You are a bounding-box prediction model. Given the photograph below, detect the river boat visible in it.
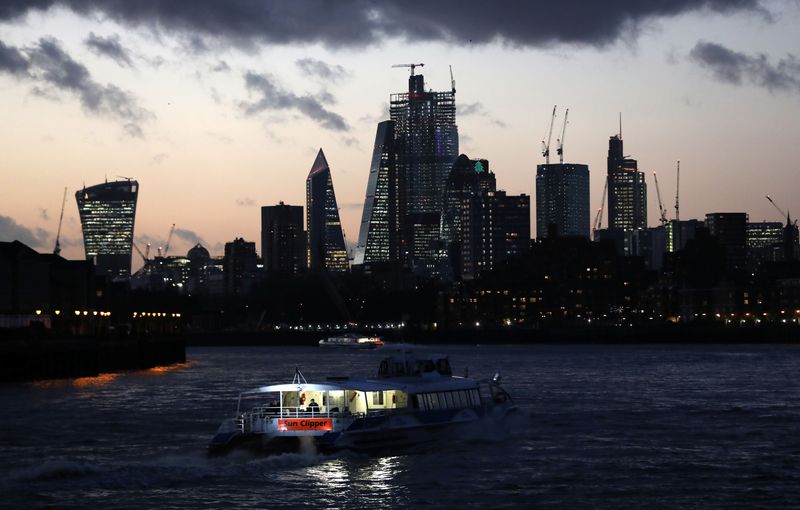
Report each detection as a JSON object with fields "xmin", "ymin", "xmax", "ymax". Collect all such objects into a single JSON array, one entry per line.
[
  {"xmin": 318, "ymin": 333, "xmax": 384, "ymax": 349},
  {"xmin": 209, "ymin": 351, "xmax": 516, "ymax": 455}
]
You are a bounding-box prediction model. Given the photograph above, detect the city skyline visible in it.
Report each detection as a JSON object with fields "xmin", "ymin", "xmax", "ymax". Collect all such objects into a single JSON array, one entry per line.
[{"xmin": 1, "ymin": 1, "xmax": 799, "ymax": 268}]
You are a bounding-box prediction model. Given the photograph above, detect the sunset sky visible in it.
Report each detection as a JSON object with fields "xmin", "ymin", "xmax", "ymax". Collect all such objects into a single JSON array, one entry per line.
[{"xmin": 1, "ymin": 1, "xmax": 798, "ymax": 269}]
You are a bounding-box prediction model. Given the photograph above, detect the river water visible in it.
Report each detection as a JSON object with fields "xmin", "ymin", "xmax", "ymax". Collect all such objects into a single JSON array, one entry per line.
[{"xmin": 1, "ymin": 344, "xmax": 800, "ymax": 509}]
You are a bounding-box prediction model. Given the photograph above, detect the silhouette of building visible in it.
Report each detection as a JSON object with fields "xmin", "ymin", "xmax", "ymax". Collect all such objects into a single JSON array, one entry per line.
[
  {"xmin": 224, "ymin": 238, "xmax": 257, "ymax": 295},
  {"xmin": 607, "ymin": 134, "xmax": 646, "ymax": 231},
  {"xmin": 535, "ymin": 163, "xmax": 590, "ymax": 239},
  {"xmin": 783, "ymin": 214, "xmax": 799, "ymax": 262},
  {"xmin": 354, "ymin": 121, "xmax": 401, "ymax": 266},
  {"xmin": 705, "ymin": 212, "xmax": 748, "ymax": 273},
  {"xmin": 306, "ymin": 149, "xmax": 349, "ymax": 272},
  {"xmin": 666, "ymin": 219, "xmax": 701, "ymax": 253},
  {"xmin": 75, "ymin": 179, "xmax": 138, "ymax": 280},
  {"xmin": 746, "ymin": 221, "xmax": 783, "ymax": 270},
  {"xmin": 261, "ymin": 202, "xmax": 306, "ymax": 275},
  {"xmin": 390, "ymin": 70, "xmax": 458, "ymax": 271},
  {"xmin": 479, "ymin": 191, "xmax": 530, "ymax": 272}
]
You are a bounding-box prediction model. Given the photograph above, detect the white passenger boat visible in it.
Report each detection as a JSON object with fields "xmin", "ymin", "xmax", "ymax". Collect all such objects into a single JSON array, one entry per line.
[
  {"xmin": 209, "ymin": 351, "xmax": 516, "ymax": 455},
  {"xmin": 318, "ymin": 333, "xmax": 384, "ymax": 349}
]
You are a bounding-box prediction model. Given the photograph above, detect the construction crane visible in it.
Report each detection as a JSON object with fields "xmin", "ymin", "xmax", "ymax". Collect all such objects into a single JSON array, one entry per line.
[
  {"xmin": 132, "ymin": 242, "xmax": 148, "ymax": 263},
  {"xmin": 556, "ymin": 108, "xmax": 569, "ymax": 164},
  {"xmin": 391, "ymin": 63, "xmax": 424, "ymax": 76},
  {"xmin": 53, "ymin": 187, "xmax": 67, "ymax": 256},
  {"xmin": 766, "ymin": 195, "xmax": 798, "ymax": 225},
  {"xmin": 541, "ymin": 105, "xmax": 557, "ymax": 164},
  {"xmin": 449, "ymin": 65, "xmax": 456, "ymax": 94},
  {"xmin": 653, "ymin": 172, "xmax": 668, "ymax": 226},
  {"xmin": 145, "ymin": 243, "xmax": 151, "ymax": 260},
  {"xmin": 157, "ymin": 223, "xmax": 176, "ymax": 258},
  {"xmin": 592, "ymin": 179, "xmax": 609, "ymax": 237},
  {"xmin": 674, "ymin": 160, "xmax": 680, "ymax": 222}
]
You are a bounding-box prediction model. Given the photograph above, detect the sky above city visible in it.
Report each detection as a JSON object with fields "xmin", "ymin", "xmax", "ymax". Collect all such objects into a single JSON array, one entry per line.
[{"xmin": 1, "ymin": 0, "xmax": 798, "ymax": 268}]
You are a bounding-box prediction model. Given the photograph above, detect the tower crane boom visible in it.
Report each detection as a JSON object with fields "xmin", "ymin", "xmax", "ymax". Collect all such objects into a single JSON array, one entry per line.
[
  {"xmin": 541, "ymin": 105, "xmax": 557, "ymax": 164},
  {"xmin": 593, "ymin": 178, "xmax": 609, "ymax": 237},
  {"xmin": 163, "ymin": 223, "xmax": 176, "ymax": 257},
  {"xmin": 674, "ymin": 160, "xmax": 680, "ymax": 222},
  {"xmin": 391, "ymin": 63, "xmax": 424, "ymax": 76},
  {"xmin": 449, "ymin": 65, "xmax": 456, "ymax": 94},
  {"xmin": 653, "ymin": 172, "xmax": 668, "ymax": 226},
  {"xmin": 53, "ymin": 187, "xmax": 67, "ymax": 255},
  {"xmin": 557, "ymin": 108, "xmax": 569, "ymax": 164}
]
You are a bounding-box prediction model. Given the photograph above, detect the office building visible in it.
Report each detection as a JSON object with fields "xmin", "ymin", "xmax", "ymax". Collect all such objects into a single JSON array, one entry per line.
[
  {"xmin": 354, "ymin": 121, "xmax": 401, "ymax": 266},
  {"xmin": 480, "ymin": 191, "xmax": 531, "ymax": 272},
  {"xmin": 607, "ymin": 134, "xmax": 647, "ymax": 231},
  {"xmin": 75, "ymin": 179, "xmax": 138, "ymax": 279},
  {"xmin": 705, "ymin": 212, "xmax": 748, "ymax": 273},
  {"xmin": 306, "ymin": 149, "xmax": 349, "ymax": 272},
  {"xmin": 224, "ymin": 237, "xmax": 257, "ymax": 295},
  {"xmin": 535, "ymin": 163, "xmax": 590, "ymax": 239},
  {"xmin": 261, "ymin": 202, "xmax": 306, "ymax": 275}
]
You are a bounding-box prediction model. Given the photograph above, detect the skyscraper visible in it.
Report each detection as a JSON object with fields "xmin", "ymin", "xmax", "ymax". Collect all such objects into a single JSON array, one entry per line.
[
  {"xmin": 390, "ymin": 70, "xmax": 458, "ymax": 272},
  {"xmin": 390, "ymin": 71, "xmax": 458, "ymax": 216},
  {"xmin": 477, "ymin": 190, "xmax": 531, "ymax": 274},
  {"xmin": 224, "ymin": 237, "xmax": 257, "ymax": 295},
  {"xmin": 607, "ymin": 134, "xmax": 647, "ymax": 231},
  {"xmin": 535, "ymin": 163, "xmax": 590, "ymax": 239},
  {"xmin": 441, "ymin": 154, "xmax": 487, "ymax": 279},
  {"xmin": 261, "ymin": 202, "xmax": 306, "ymax": 275},
  {"xmin": 75, "ymin": 179, "xmax": 138, "ymax": 279},
  {"xmin": 354, "ymin": 121, "xmax": 400, "ymax": 266},
  {"xmin": 306, "ymin": 149, "xmax": 349, "ymax": 272}
]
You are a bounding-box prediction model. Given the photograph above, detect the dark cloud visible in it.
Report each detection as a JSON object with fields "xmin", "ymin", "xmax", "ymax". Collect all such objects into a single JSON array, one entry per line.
[
  {"xmin": 240, "ymin": 71, "xmax": 349, "ymax": 131},
  {"xmin": 0, "ymin": 37, "xmax": 152, "ymax": 136},
  {"xmin": 341, "ymin": 136, "xmax": 359, "ymax": 148},
  {"xmin": 0, "ymin": 1, "xmax": 768, "ymax": 49},
  {"xmin": 0, "ymin": 40, "xmax": 30, "ymax": 75},
  {"xmin": 690, "ymin": 41, "xmax": 800, "ymax": 92},
  {"xmin": 296, "ymin": 58, "xmax": 348, "ymax": 81},
  {"xmin": 457, "ymin": 101, "xmax": 508, "ymax": 128},
  {"xmin": 210, "ymin": 60, "xmax": 230, "ymax": 73},
  {"xmin": 85, "ymin": 32, "xmax": 134, "ymax": 67},
  {"xmin": 0, "ymin": 214, "xmax": 50, "ymax": 248}
]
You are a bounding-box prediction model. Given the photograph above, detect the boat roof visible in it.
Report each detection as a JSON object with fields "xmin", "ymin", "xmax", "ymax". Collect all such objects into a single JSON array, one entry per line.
[{"xmin": 240, "ymin": 376, "xmax": 477, "ymax": 396}]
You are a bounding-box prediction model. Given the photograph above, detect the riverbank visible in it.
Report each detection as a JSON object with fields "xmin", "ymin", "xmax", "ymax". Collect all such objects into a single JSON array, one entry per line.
[{"xmin": 0, "ymin": 335, "xmax": 186, "ymax": 383}]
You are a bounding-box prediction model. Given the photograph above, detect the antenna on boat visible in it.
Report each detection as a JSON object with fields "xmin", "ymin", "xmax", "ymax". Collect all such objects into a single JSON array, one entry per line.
[
  {"xmin": 293, "ymin": 367, "xmax": 308, "ymax": 389},
  {"xmin": 492, "ymin": 372, "xmax": 502, "ymax": 384}
]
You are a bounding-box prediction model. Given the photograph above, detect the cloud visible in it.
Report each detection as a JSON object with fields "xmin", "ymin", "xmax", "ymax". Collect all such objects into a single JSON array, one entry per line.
[
  {"xmin": 210, "ymin": 60, "xmax": 230, "ymax": 73},
  {"xmin": 689, "ymin": 41, "xmax": 800, "ymax": 93},
  {"xmin": 85, "ymin": 32, "xmax": 134, "ymax": 67},
  {"xmin": 239, "ymin": 71, "xmax": 349, "ymax": 131},
  {"xmin": 341, "ymin": 136, "xmax": 359, "ymax": 147},
  {"xmin": 173, "ymin": 228, "xmax": 207, "ymax": 246},
  {"xmin": 236, "ymin": 197, "xmax": 255, "ymax": 206},
  {"xmin": 0, "ymin": 1, "xmax": 768, "ymax": 50},
  {"xmin": 39, "ymin": 208, "xmax": 49, "ymax": 221},
  {"xmin": 0, "ymin": 37, "xmax": 153, "ymax": 136},
  {"xmin": 296, "ymin": 58, "xmax": 348, "ymax": 81},
  {"xmin": 0, "ymin": 214, "xmax": 50, "ymax": 248},
  {"xmin": 150, "ymin": 153, "xmax": 168, "ymax": 165},
  {"xmin": 457, "ymin": 101, "xmax": 508, "ymax": 128},
  {"xmin": 0, "ymin": 40, "xmax": 30, "ymax": 75}
]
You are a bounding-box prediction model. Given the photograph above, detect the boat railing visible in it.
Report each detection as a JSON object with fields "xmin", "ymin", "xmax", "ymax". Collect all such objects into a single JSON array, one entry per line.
[{"xmin": 246, "ymin": 405, "xmax": 348, "ymax": 419}]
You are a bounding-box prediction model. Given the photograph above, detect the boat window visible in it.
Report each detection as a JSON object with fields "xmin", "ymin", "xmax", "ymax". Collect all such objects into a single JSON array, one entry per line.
[
  {"xmin": 455, "ymin": 391, "xmax": 465, "ymax": 407},
  {"xmin": 372, "ymin": 391, "xmax": 384, "ymax": 406},
  {"xmin": 444, "ymin": 392, "xmax": 454, "ymax": 408},
  {"xmin": 436, "ymin": 359, "xmax": 452, "ymax": 376},
  {"xmin": 412, "ymin": 395, "xmax": 421, "ymax": 409}
]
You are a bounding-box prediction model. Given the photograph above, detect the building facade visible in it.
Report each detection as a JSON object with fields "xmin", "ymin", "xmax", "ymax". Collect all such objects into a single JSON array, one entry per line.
[
  {"xmin": 535, "ymin": 163, "xmax": 590, "ymax": 239},
  {"xmin": 389, "ymin": 71, "xmax": 458, "ymax": 272},
  {"xmin": 306, "ymin": 149, "xmax": 349, "ymax": 272},
  {"xmin": 223, "ymin": 237, "xmax": 257, "ymax": 295},
  {"xmin": 607, "ymin": 135, "xmax": 647, "ymax": 231},
  {"xmin": 261, "ymin": 202, "xmax": 306, "ymax": 275},
  {"xmin": 75, "ymin": 179, "xmax": 138, "ymax": 279},
  {"xmin": 705, "ymin": 212, "xmax": 748, "ymax": 273},
  {"xmin": 354, "ymin": 120, "xmax": 401, "ymax": 266}
]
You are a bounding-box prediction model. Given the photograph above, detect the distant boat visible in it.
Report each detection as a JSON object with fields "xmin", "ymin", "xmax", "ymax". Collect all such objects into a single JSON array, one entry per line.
[{"xmin": 318, "ymin": 333, "xmax": 384, "ymax": 349}]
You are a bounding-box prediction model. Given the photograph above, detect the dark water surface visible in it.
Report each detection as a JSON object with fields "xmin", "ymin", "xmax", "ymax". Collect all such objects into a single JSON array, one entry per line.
[{"xmin": 2, "ymin": 344, "xmax": 800, "ymax": 509}]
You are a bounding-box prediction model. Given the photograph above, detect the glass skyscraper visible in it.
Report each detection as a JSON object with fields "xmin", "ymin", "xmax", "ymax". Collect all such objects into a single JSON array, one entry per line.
[
  {"xmin": 354, "ymin": 120, "xmax": 400, "ymax": 266},
  {"xmin": 535, "ymin": 163, "xmax": 590, "ymax": 239},
  {"xmin": 306, "ymin": 149, "xmax": 349, "ymax": 272},
  {"xmin": 607, "ymin": 134, "xmax": 647, "ymax": 231},
  {"xmin": 75, "ymin": 179, "xmax": 138, "ymax": 279}
]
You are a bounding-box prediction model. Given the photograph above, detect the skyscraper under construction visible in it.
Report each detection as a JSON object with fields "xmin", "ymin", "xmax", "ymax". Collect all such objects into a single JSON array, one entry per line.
[
  {"xmin": 75, "ymin": 179, "xmax": 139, "ymax": 279},
  {"xmin": 389, "ymin": 67, "xmax": 459, "ymax": 272}
]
